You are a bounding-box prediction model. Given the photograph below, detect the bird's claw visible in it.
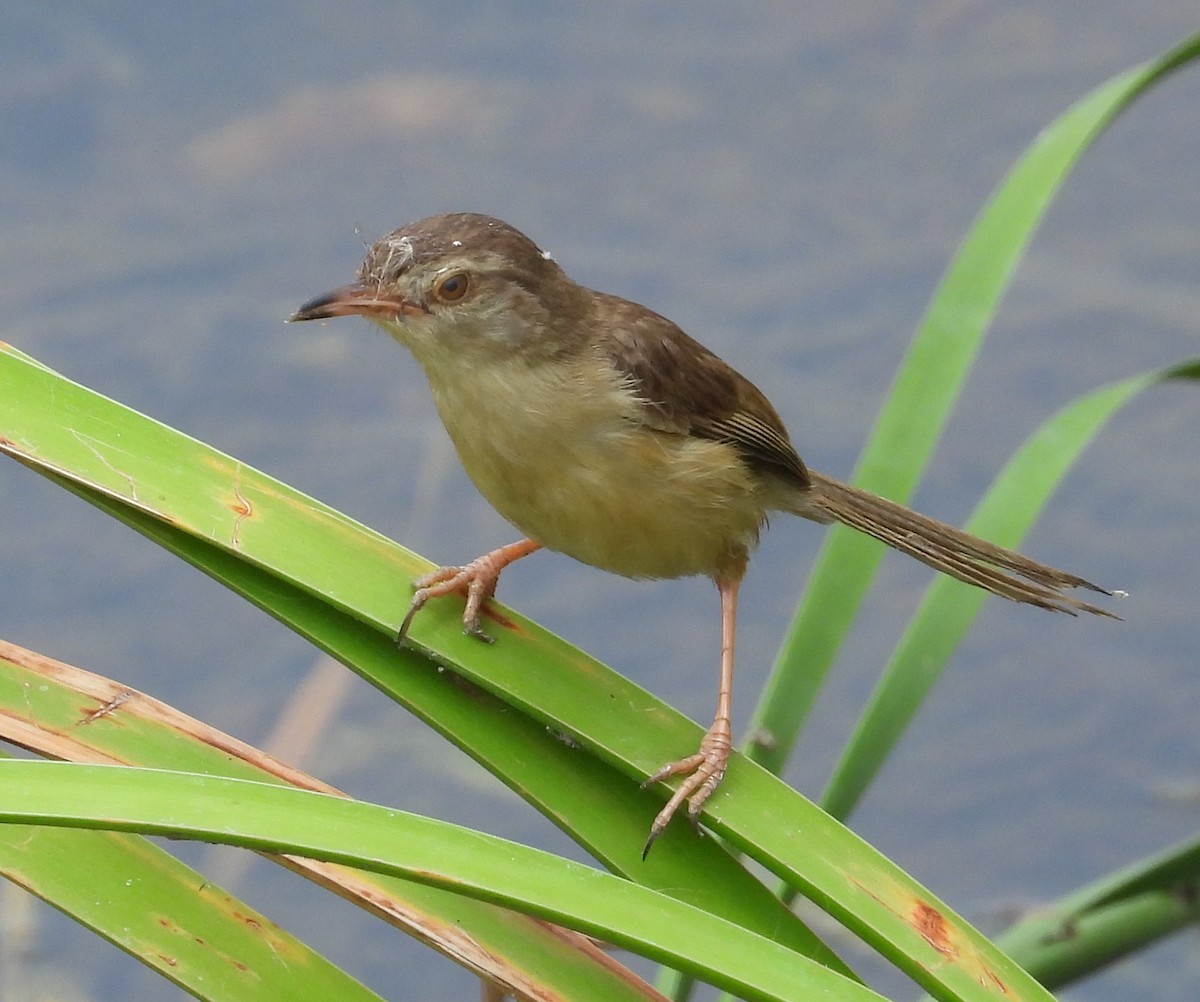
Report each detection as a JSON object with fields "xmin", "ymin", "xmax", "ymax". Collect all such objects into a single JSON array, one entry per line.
[
  {"xmin": 641, "ymin": 721, "xmax": 732, "ymax": 858},
  {"xmin": 393, "ymin": 558, "xmax": 501, "ymax": 645}
]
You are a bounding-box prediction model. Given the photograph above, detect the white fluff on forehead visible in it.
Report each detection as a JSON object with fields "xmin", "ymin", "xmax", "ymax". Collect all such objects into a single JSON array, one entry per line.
[
  {"xmin": 360, "ymin": 233, "xmax": 417, "ymax": 284},
  {"xmin": 381, "ymin": 234, "xmax": 415, "ymax": 274}
]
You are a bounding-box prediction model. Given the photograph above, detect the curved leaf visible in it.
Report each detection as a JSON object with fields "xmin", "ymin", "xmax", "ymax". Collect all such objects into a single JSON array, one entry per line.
[
  {"xmin": 744, "ymin": 29, "xmax": 1200, "ymax": 774},
  {"xmin": 0, "ymin": 640, "xmax": 669, "ymax": 1002},
  {"xmin": 820, "ymin": 360, "xmax": 1200, "ymax": 819},
  {"xmin": 0, "ymin": 761, "xmax": 886, "ymax": 1002},
  {"xmin": 0, "ymin": 343, "xmax": 1052, "ymax": 1002}
]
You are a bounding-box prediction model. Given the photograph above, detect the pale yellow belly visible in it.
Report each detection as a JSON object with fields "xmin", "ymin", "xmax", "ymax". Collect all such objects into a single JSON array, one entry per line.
[
  {"xmin": 427, "ymin": 359, "xmax": 768, "ymax": 581},
  {"xmin": 488, "ymin": 428, "xmax": 765, "ymax": 579}
]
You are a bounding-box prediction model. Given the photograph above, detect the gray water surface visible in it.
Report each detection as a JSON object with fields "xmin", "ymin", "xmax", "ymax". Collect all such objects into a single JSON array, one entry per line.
[{"xmin": 2, "ymin": 6, "xmax": 1198, "ymax": 1000}]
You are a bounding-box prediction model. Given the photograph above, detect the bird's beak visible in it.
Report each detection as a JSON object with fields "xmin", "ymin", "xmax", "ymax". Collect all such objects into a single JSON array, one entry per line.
[{"xmin": 288, "ymin": 284, "xmax": 429, "ymax": 323}]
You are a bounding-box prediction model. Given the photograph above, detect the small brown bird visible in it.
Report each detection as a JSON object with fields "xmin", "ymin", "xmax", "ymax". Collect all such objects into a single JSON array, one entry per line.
[{"xmin": 291, "ymin": 212, "xmax": 1113, "ymax": 853}]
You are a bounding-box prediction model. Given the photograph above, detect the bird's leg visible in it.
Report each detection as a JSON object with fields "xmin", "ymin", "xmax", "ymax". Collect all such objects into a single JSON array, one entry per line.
[
  {"xmin": 642, "ymin": 575, "xmax": 739, "ymax": 856},
  {"xmin": 397, "ymin": 538, "xmax": 542, "ymax": 644}
]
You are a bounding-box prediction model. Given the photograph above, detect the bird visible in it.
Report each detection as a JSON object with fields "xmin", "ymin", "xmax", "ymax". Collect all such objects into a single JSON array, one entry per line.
[{"xmin": 290, "ymin": 212, "xmax": 1114, "ymax": 854}]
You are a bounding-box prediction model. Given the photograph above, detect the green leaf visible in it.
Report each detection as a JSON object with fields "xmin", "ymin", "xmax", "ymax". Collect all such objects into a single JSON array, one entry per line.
[
  {"xmin": 9, "ymin": 28, "xmax": 1198, "ymax": 1001},
  {"xmin": 744, "ymin": 29, "xmax": 1200, "ymax": 778},
  {"xmin": 819, "ymin": 360, "xmax": 1200, "ymax": 820},
  {"xmin": 995, "ymin": 834, "xmax": 1200, "ymax": 990},
  {"xmin": 0, "ymin": 761, "xmax": 887, "ymax": 1002},
  {"xmin": 0, "ymin": 759, "xmax": 385, "ymax": 1002},
  {"xmin": 0, "ymin": 344, "xmax": 841, "ymax": 988},
  {"xmin": 0, "ymin": 343, "xmax": 1057, "ymax": 1002},
  {"xmin": 0, "ymin": 640, "xmax": 673, "ymax": 1002}
]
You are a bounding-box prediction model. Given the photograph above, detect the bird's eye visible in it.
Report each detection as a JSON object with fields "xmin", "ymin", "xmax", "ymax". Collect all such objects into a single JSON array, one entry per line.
[{"xmin": 434, "ymin": 272, "xmax": 469, "ymax": 302}]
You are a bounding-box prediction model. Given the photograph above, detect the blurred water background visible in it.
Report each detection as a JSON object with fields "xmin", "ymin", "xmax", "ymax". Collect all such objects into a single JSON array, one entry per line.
[{"xmin": 1, "ymin": 5, "xmax": 1198, "ymax": 999}]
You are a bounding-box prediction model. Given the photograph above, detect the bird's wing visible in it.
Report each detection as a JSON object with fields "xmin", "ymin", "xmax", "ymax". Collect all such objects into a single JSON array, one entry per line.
[{"xmin": 594, "ymin": 291, "xmax": 810, "ymax": 489}]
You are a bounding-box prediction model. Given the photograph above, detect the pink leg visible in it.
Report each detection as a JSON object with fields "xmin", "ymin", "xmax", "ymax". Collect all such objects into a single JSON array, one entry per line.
[
  {"xmin": 398, "ymin": 539, "xmax": 542, "ymax": 643},
  {"xmin": 642, "ymin": 575, "xmax": 739, "ymax": 856}
]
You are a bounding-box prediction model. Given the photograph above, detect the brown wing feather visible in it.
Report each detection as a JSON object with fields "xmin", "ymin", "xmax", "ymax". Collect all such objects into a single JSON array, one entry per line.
[{"xmin": 590, "ymin": 291, "xmax": 811, "ymax": 489}]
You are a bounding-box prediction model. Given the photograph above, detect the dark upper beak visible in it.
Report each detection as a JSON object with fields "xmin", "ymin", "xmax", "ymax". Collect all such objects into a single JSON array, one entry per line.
[{"xmin": 288, "ymin": 284, "xmax": 428, "ymax": 323}]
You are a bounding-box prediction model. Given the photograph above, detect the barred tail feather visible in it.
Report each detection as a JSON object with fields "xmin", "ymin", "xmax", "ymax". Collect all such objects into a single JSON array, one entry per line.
[{"xmin": 799, "ymin": 472, "xmax": 1117, "ymax": 618}]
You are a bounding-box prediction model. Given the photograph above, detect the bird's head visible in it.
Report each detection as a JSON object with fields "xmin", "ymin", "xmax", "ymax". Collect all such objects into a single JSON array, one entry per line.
[{"xmin": 291, "ymin": 213, "xmax": 588, "ymax": 365}]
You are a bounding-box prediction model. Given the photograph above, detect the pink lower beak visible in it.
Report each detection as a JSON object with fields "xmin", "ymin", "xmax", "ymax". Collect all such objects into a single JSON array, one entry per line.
[{"xmin": 289, "ymin": 284, "xmax": 427, "ymax": 322}]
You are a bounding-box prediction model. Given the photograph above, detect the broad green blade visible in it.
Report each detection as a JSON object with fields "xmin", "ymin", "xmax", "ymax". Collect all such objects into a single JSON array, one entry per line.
[
  {"xmin": 819, "ymin": 360, "xmax": 1200, "ymax": 820},
  {"xmin": 0, "ymin": 640, "xmax": 671, "ymax": 1002},
  {"xmin": 744, "ymin": 30, "xmax": 1200, "ymax": 775},
  {"xmin": 0, "ymin": 344, "xmax": 844, "ymax": 975},
  {"xmin": 22, "ymin": 464, "xmax": 840, "ymax": 968},
  {"xmin": 0, "ymin": 343, "xmax": 1058, "ymax": 1002},
  {"xmin": 1001, "ymin": 890, "xmax": 1195, "ymax": 991},
  {"xmin": 0, "ymin": 750, "xmax": 384, "ymax": 1002},
  {"xmin": 1069, "ymin": 836, "xmax": 1200, "ymax": 912},
  {"xmin": 947, "ymin": 835, "xmax": 1200, "ymax": 994},
  {"xmin": 0, "ymin": 761, "xmax": 888, "ymax": 1002}
]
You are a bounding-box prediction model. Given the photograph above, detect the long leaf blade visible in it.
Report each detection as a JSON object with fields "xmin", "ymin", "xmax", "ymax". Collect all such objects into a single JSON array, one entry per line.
[
  {"xmin": 0, "ymin": 344, "xmax": 1056, "ymax": 1002},
  {"xmin": 0, "ymin": 794, "xmax": 385, "ymax": 1002},
  {"xmin": 0, "ymin": 761, "xmax": 888, "ymax": 1002},
  {"xmin": 0, "ymin": 639, "xmax": 672, "ymax": 1002},
  {"xmin": 744, "ymin": 30, "xmax": 1200, "ymax": 774},
  {"xmin": 819, "ymin": 360, "xmax": 1200, "ymax": 819}
]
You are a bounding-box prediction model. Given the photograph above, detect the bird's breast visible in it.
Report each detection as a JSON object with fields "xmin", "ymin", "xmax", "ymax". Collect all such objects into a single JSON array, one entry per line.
[{"xmin": 421, "ymin": 351, "xmax": 768, "ymax": 580}]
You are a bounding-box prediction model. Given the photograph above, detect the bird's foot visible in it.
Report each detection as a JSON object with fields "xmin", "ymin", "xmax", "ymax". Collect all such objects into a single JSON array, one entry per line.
[
  {"xmin": 397, "ymin": 556, "xmax": 502, "ymax": 644},
  {"xmin": 396, "ymin": 539, "xmax": 541, "ymax": 644},
  {"xmin": 641, "ymin": 718, "xmax": 732, "ymax": 858}
]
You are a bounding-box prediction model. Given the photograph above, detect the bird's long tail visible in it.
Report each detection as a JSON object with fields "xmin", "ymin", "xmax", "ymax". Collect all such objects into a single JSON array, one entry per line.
[{"xmin": 799, "ymin": 471, "xmax": 1117, "ymax": 617}]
